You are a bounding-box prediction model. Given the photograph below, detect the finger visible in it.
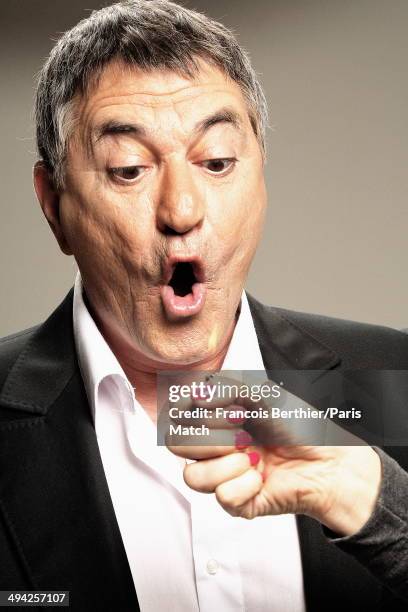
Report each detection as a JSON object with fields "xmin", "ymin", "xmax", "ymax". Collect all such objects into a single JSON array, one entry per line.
[
  {"xmin": 168, "ymin": 403, "xmax": 246, "ymax": 430},
  {"xmin": 167, "ymin": 442, "xmax": 236, "ymax": 460},
  {"xmin": 215, "ymin": 468, "xmax": 263, "ymax": 515},
  {"xmin": 158, "ymin": 401, "xmax": 244, "ymax": 446},
  {"xmin": 184, "ymin": 450, "xmax": 261, "ymax": 493},
  {"xmin": 165, "ymin": 426, "xmax": 255, "ymax": 455}
]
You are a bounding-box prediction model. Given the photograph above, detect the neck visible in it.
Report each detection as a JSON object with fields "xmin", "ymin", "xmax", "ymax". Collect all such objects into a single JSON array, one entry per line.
[
  {"xmin": 85, "ymin": 295, "xmax": 238, "ymax": 423},
  {"xmin": 122, "ymin": 330, "xmax": 234, "ymax": 422}
]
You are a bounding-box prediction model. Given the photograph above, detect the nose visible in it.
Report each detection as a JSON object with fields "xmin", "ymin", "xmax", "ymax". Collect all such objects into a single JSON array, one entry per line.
[{"xmin": 156, "ymin": 158, "xmax": 205, "ymax": 235}]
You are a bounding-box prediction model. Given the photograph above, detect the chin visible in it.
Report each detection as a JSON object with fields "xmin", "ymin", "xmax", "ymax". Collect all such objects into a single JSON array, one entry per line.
[
  {"xmin": 156, "ymin": 345, "xmax": 208, "ymax": 367},
  {"xmin": 142, "ymin": 331, "xmax": 212, "ymax": 367},
  {"xmin": 129, "ymin": 291, "xmax": 233, "ymax": 366}
]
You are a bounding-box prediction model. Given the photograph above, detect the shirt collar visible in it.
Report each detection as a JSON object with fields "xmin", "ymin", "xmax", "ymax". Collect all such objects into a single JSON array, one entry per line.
[{"xmin": 221, "ymin": 290, "xmax": 266, "ymax": 372}]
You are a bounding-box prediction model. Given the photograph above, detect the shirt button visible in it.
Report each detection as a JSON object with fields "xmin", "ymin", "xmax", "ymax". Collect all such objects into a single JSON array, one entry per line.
[{"xmin": 206, "ymin": 559, "xmax": 219, "ymax": 575}]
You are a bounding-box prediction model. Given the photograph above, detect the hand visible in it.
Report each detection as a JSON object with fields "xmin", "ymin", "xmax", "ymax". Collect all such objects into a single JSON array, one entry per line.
[{"xmin": 165, "ymin": 374, "xmax": 382, "ymax": 537}]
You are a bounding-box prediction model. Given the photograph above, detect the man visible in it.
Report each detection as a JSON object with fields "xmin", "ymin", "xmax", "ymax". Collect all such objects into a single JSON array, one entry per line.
[{"xmin": 0, "ymin": 1, "xmax": 407, "ymax": 610}]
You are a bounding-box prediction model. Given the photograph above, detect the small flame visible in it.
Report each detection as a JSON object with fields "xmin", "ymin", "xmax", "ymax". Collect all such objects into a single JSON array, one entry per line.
[{"xmin": 208, "ymin": 325, "xmax": 218, "ymax": 352}]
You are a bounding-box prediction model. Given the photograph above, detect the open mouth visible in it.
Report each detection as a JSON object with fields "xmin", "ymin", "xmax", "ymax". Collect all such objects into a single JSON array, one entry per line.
[
  {"xmin": 160, "ymin": 257, "xmax": 207, "ymax": 319},
  {"xmin": 168, "ymin": 262, "xmax": 198, "ymax": 297}
]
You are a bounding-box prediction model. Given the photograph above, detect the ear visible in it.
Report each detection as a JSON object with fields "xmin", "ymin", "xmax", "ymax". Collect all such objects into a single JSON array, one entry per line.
[{"xmin": 33, "ymin": 161, "xmax": 73, "ymax": 255}]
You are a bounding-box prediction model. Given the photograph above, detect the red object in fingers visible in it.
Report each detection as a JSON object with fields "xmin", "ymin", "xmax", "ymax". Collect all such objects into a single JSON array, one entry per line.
[{"xmin": 235, "ymin": 430, "xmax": 252, "ymax": 450}]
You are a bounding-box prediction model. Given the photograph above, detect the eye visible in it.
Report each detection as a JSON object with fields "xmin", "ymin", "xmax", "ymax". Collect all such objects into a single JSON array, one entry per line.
[
  {"xmin": 108, "ymin": 166, "xmax": 145, "ymax": 182},
  {"xmin": 201, "ymin": 158, "xmax": 237, "ymax": 175}
]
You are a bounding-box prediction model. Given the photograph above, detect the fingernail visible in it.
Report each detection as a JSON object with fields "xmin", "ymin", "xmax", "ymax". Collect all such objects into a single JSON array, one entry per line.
[
  {"xmin": 247, "ymin": 451, "xmax": 260, "ymax": 466},
  {"xmin": 235, "ymin": 430, "xmax": 252, "ymax": 450},
  {"xmin": 227, "ymin": 414, "xmax": 246, "ymax": 424}
]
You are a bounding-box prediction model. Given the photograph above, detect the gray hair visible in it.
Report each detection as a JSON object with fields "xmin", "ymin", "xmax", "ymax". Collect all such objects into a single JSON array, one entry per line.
[{"xmin": 35, "ymin": 0, "xmax": 268, "ymax": 189}]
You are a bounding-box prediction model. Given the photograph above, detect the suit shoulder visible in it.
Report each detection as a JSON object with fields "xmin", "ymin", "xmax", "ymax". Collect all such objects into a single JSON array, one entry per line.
[
  {"xmin": 0, "ymin": 326, "xmax": 39, "ymax": 389},
  {"xmin": 247, "ymin": 293, "xmax": 408, "ymax": 368},
  {"xmin": 277, "ymin": 308, "xmax": 408, "ymax": 367},
  {"xmin": 275, "ymin": 305, "xmax": 402, "ymax": 338}
]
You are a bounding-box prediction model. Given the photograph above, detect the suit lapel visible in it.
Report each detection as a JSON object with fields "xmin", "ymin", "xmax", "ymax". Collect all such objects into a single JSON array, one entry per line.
[
  {"xmin": 0, "ymin": 290, "xmax": 139, "ymax": 610},
  {"xmin": 246, "ymin": 292, "xmax": 340, "ymax": 371}
]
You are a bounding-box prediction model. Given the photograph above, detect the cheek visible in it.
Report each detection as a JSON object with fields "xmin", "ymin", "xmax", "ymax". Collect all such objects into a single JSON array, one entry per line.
[
  {"xmin": 250, "ymin": 177, "xmax": 267, "ymax": 237},
  {"xmin": 208, "ymin": 168, "xmax": 266, "ymax": 252},
  {"xmin": 237, "ymin": 167, "xmax": 267, "ymax": 242},
  {"xmin": 59, "ymin": 187, "xmax": 154, "ymax": 275}
]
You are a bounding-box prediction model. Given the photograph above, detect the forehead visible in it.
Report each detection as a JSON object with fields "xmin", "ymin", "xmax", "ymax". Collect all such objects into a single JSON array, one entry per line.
[{"xmin": 75, "ymin": 59, "xmax": 252, "ymax": 138}]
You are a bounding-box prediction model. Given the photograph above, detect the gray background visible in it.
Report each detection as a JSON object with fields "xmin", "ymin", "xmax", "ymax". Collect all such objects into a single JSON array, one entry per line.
[{"xmin": 1, "ymin": 0, "xmax": 407, "ymax": 336}]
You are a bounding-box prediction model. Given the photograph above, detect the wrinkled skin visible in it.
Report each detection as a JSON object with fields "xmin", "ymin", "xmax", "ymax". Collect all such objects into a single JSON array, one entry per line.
[{"xmin": 35, "ymin": 58, "xmax": 266, "ymax": 370}]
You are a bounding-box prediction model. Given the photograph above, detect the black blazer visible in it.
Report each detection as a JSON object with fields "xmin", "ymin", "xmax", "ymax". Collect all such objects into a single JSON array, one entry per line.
[{"xmin": 1, "ymin": 289, "xmax": 408, "ymax": 612}]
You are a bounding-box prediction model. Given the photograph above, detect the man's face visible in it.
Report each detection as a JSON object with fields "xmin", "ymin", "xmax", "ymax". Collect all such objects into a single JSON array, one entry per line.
[{"xmin": 59, "ymin": 59, "xmax": 267, "ymax": 364}]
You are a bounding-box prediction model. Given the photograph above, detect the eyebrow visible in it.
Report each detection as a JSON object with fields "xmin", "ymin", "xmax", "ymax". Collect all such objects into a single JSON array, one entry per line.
[
  {"xmin": 194, "ymin": 107, "xmax": 244, "ymax": 136},
  {"xmin": 92, "ymin": 106, "xmax": 244, "ymax": 145},
  {"xmin": 93, "ymin": 120, "xmax": 147, "ymax": 144}
]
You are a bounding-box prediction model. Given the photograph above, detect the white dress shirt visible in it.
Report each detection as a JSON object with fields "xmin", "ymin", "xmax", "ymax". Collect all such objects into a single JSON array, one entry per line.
[{"xmin": 73, "ymin": 272, "xmax": 305, "ymax": 612}]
